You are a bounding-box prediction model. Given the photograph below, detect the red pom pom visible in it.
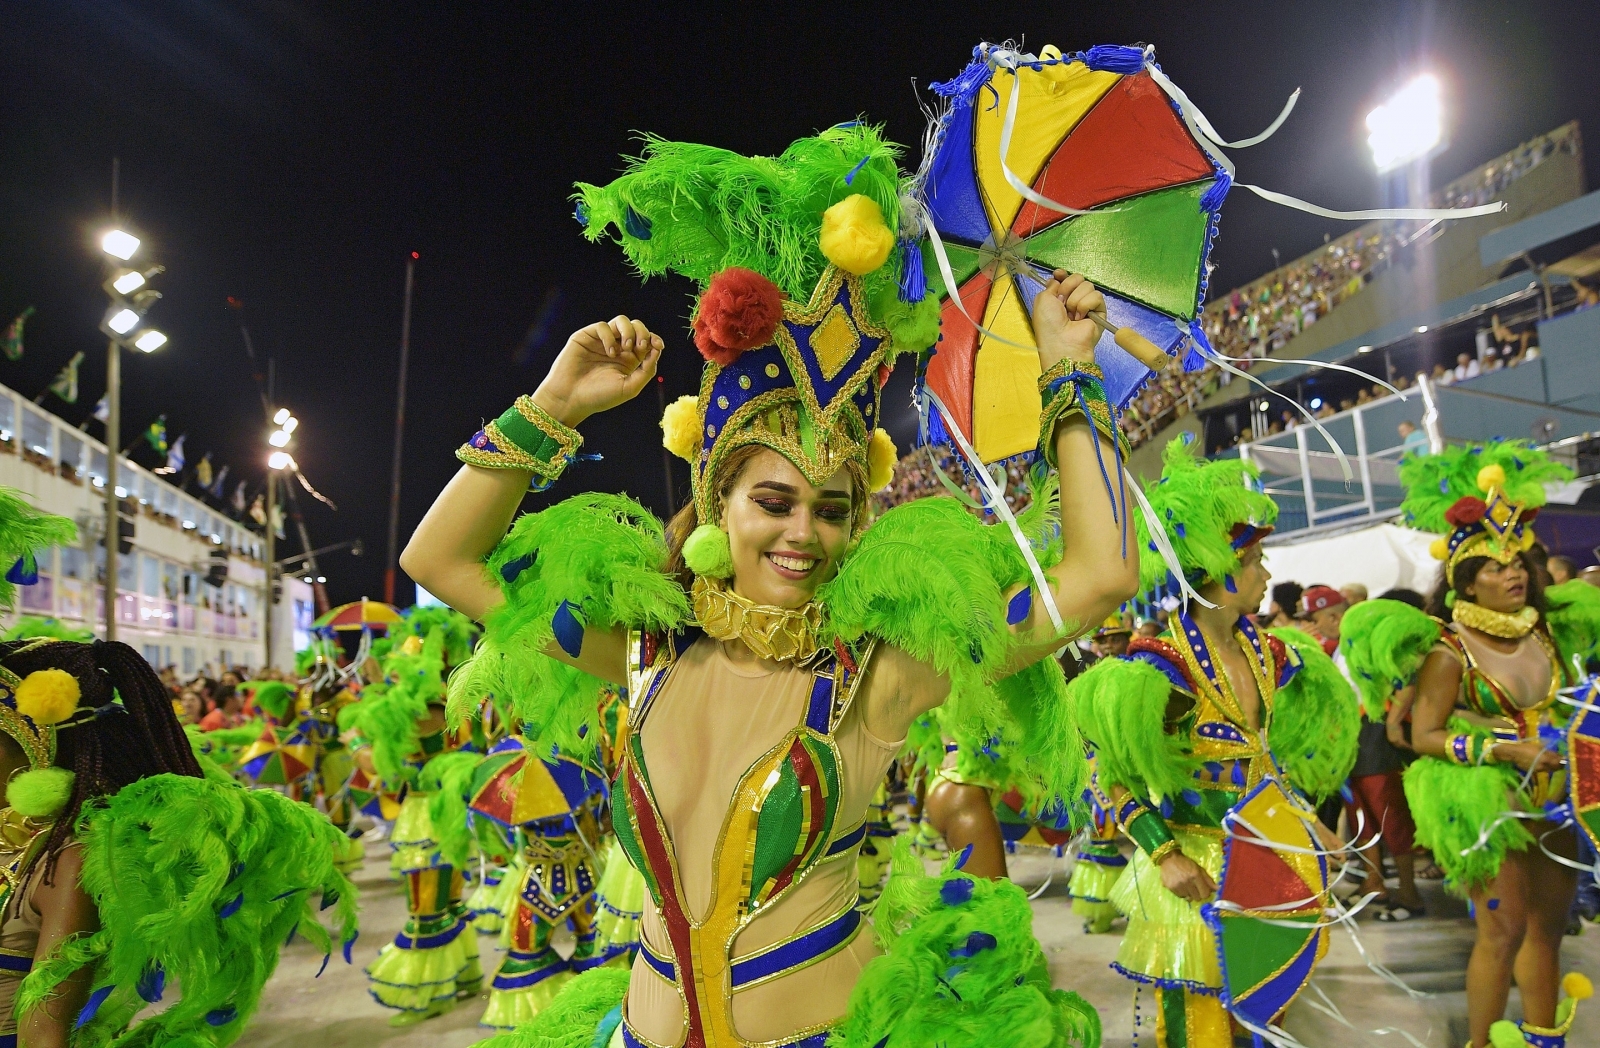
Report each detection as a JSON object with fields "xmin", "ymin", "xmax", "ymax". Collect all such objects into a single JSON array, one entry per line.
[
  {"xmin": 693, "ymin": 268, "xmax": 783, "ymax": 366},
  {"xmin": 1445, "ymin": 497, "xmax": 1488, "ymax": 527},
  {"xmin": 876, "ymin": 364, "xmax": 893, "ymax": 388}
]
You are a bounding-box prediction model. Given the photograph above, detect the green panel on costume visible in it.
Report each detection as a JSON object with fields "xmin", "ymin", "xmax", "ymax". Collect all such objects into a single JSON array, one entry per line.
[
  {"xmin": 924, "ymin": 241, "xmax": 983, "ymax": 300},
  {"xmin": 752, "ymin": 760, "xmax": 804, "ymax": 895},
  {"xmin": 1220, "ymin": 915, "xmax": 1317, "ymax": 994},
  {"xmin": 1161, "ymin": 987, "xmax": 1188, "ymax": 1048},
  {"xmin": 1167, "ymin": 788, "xmax": 1241, "ymax": 829},
  {"xmin": 1022, "ymin": 180, "xmax": 1212, "ymax": 319}
]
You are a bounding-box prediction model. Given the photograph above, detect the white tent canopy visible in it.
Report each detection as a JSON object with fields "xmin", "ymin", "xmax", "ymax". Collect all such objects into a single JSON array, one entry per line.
[{"xmin": 1258, "ymin": 522, "xmax": 1442, "ymax": 611}]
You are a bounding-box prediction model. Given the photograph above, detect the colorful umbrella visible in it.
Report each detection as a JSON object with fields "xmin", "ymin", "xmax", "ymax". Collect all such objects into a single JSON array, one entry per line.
[
  {"xmin": 312, "ymin": 598, "xmax": 403, "ymax": 632},
  {"xmin": 1568, "ymin": 679, "xmax": 1600, "ymax": 855},
  {"xmin": 1201, "ymin": 778, "xmax": 1330, "ymax": 1037},
  {"xmin": 238, "ymin": 723, "xmax": 316, "ymax": 787},
  {"xmin": 468, "ymin": 738, "xmax": 608, "ymax": 830},
  {"xmin": 914, "ymin": 43, "xmax": 1224, "ymax": 465}
]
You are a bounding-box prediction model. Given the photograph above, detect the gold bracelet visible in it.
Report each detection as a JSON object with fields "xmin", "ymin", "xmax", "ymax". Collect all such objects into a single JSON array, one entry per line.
[{"xmin": 1148, "ymin": 840, "xmax": 1180, "ymax": 865}]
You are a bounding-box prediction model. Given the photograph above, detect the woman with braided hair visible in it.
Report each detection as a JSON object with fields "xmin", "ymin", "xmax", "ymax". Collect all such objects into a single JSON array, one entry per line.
[{"xmin": 0, "ymin": 633, "xmax": 357, "ymax": 1048}]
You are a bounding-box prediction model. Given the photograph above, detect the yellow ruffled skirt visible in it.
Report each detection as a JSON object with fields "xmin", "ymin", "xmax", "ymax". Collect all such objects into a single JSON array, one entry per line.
[
  {"xmin": 1109, "ymin": 828, "xmax": 1224, "ymax": 992},
  {"xmin": 590, "ymin": 838, "xmax": 644, "ymax": 965}
]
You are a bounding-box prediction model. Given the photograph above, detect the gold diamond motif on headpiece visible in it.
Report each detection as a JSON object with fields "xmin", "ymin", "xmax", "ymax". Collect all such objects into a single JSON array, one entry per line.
[{"xmin": 810, "ymin": 304, "xmax": 861, "ymax": 382}]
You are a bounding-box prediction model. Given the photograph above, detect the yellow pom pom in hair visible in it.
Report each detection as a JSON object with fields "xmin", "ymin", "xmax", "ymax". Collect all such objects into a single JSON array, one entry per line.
[
  {"xmin": 1563, "ymin": 971, "xmax": 1593, "ymax": 1001},
  {"xmin": 1429, "ymin": 536, "xmax": 1450, "ymax": 561},
  {"xmin": 867, "ymin": 428, "xmax": 897, "ymax": 492},
  {"xmin": 1477, "ymin": 463, "xmax": 1507, "ymax": 494},
  {"xmin": 661, "ymin": 395, "xmax": 703, "ymax": 462},
  {"xmin": 14, "ymin": 668, "xmax": 81, "ymax": 727},
  {"xmin": 820, "ymin": 194, "xmax": 894, "ymax": 276}
]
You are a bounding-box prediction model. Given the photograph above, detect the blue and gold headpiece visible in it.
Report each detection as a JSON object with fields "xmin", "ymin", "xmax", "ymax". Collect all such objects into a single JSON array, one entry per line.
[{"xmin": 572, "ymin": 124, "xmax": 944, "ymax": 564}]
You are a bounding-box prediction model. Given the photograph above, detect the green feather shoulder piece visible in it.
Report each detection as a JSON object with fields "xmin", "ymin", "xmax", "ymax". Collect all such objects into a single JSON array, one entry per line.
[
  {"xmin": 341, "ymin": 630, "xmax": 447, "ymax": 788},
  {"xmin": 0, "ymin": 488, "xmax": 76, "ymax": 611},
  {"xmin": 421, "ymin": 750, "xmax": 483, "ymax": 870},
  {"xmin": 1546, "ymin": 579, "xmax": 1600, "ymax": 672},
  {"xmin": 19, "ymin": 773, "xmax": 358, "ymax": 1047},
  {"xmin": 448, "ymin": 493, "xmax": 689, "ymax": 767},
  {"xmin": 1266, "ymin": 627, "xmax": 1359, "ymax": 802},
  {"xmin": 2, "ymin": 616, "xmax": 95, "ymax": 642},
  {"xmin": 1340, "ymin": 599, "xmax": 1442, "ymax": 718},
  {"xmin": 394, "ymin": 605, "xmax": 479, "ymax": 666},
  {"xmin": 1067, "ymin": 655, "xmax": 1200, "ymax": 804}
]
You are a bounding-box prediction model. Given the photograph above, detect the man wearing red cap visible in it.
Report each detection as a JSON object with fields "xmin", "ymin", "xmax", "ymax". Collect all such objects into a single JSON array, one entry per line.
[{"xmin": 1302, "ymin": 585, "xmax": 1347, "ymax": 655}]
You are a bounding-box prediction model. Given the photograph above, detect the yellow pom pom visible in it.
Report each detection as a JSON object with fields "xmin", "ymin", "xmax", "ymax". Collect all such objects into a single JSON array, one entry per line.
[
  {"xmin": 1488, "ymin": 1020, "xmax": 1528, "ymax": 1048},
  {"xmin": 1563, "ymin": 971, "xmax": 1593, "ymax": 1001},
  {"xmin": 1477, "ymin": 463, "xmax": 1507, "ymax": 494},
  {"xmin": 867, "ymin": 428, "xmax": 898, "ymax": 492},
  {"xmin": 820, "ymin": 194, "xmax": 894, "ymax": 276},
  {"xmin": 14, "ymin": 668, "xmax": 81, "ymax": 727},
  {"xmin": 1429, "ymin": 536, "xmax": 1450, "ymax": 561},
  {"xmin": 661, "ymin": 395, "xmax": 703, "ymax": 462}
]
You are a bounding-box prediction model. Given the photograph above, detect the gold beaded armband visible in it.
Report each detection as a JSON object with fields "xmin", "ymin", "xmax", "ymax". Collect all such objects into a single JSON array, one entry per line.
[
  {"xmin": 457, "ymin": 395, "xmax": 583, "ymax": 492},
  {"xmin": 1444, "ymin": 732, "xmax": 1499, "ymax": 767},
  {"xmin": 1037, "ymin": 359, "xmax": 1129, "ymax": 467}
]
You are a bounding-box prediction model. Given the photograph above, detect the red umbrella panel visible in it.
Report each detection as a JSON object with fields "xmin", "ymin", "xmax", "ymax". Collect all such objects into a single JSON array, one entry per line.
[{"xmin": 915, "ymin": 44, "xmax": 1223, "ymax": 465}]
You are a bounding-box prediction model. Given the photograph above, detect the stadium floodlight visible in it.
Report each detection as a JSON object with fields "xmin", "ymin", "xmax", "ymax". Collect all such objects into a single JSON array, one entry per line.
[
  {"xmin": 267, "ymin": 450, "xmax": 293, "ymax": 470},
  {"xmin": 132, "ymin": 330, "xmax": 167, "ymax": 352},
  {"xmin": 268, "ymin": 428, "xmax": 291, "ymax": 448},
  {"xmin": 108, "ymin": 308, "xmax": 140, "ymax": 334},
  {"xmin": 273, "ymin": 407, "xmax": 291, "ymax": 425},
  {"xmin": 101, "ymin": 229, "xmax": 141, "ymax": 260},
  {"xmin": 111, "ymin": 270, "xmax": 146, "ymax": 294},
  {"xmin": 1367, "ymin": 75, "xmax": 1444, "ymax": 173}
]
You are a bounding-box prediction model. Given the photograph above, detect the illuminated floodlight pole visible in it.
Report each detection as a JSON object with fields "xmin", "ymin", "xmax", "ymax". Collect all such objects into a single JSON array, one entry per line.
[
  {"xmin": 1367, "ymin": 74, "xmax": 1445, "ymax": 174},
  {"xmin": 263, "ymin": 414, "xmax": 298, "ymax": 669}
]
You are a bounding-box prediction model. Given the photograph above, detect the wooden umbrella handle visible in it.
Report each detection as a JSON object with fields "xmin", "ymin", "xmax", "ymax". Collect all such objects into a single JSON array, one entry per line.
[{"xmin": 1089, "ymin": 311, "xmax": 1170, "ymax": 372}]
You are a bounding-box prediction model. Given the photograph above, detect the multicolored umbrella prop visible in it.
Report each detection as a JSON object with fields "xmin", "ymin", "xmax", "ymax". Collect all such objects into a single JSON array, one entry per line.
[
  {"xmin": 468, "ymin": 738, "xmax": 609, "ymax": 831},
  {"xmin": 312, "ymin": 599, "xmax": 404, "ymax": 632},
  {"xmin": 1567, "ymin": 679, "xmax": 1600, "ymax": 857},
  {"xmin": 238, "ymin": 723, "xmax": 316, "ymax": 787},
  {"xmin": 1201, "ymin": 778, "xmax": 1330, "ymax": 1039}
]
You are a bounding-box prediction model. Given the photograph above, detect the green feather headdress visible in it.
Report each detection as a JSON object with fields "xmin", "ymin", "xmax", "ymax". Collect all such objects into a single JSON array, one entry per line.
[
  {"xmin": 1132, "ymin": 437, "xmax": 1277, "ymax": 603},
  {"xmin": 340, "ymin": 628, "xmax": 447, "ymax": 787},
  {"xmin": 0, "ymin": 488, "xmax": 76, "ymax": 612},
  {"xmin": 2, "ymin": 616, "xmax": 95, "ymax": 643},
  {"xmin": 392, "ymin": 605, "xmax": 478, "ymax": 667}
]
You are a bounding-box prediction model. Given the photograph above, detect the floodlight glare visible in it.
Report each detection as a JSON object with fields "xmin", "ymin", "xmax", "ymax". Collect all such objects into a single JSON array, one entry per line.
[
  {"xmin": 268, "ymin": 429, "xmax": 291, "ymax": 447},
  {"xmin": 1367, "ymin": 74, "xmax": 1443, "ymax": 173},
  {"xmin": 273, "ymin": 408, "xmax": 291, "ymax": 425},
  {"xmin": 101, "ymin": 229, "xmax": 141, "ymax": 260},
  {"xmin": 111, "ymin": 270, "xmax": 146, "ymax": 294},
  {"xmin": 108, "ymin": 308, "xmax": 140, "ymax": 334},
  {"xmin": 281, "ymin": 416, "xmax": 298, "ymax": 434},
  {"xmin": 267, "ymin": 450, "xmax": 293, "ymax": 470},
  {"xmin": 133, "ymin": 330, "xmax": 167, "ymax": 352}
]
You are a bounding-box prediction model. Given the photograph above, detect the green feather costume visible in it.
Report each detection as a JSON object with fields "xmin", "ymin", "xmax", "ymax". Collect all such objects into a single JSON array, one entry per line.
[{"xmin": 0, "ymin": 488, "xmax": 77, "ymax": 613}]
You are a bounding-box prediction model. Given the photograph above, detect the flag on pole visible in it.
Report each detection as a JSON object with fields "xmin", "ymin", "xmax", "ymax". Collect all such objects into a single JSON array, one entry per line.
[
  {"xmin": 92, "ymin": 397, "xmax": 109, "ymax": 423},
  {"xmin": 46, "ymin": 351, "xmax": 84, "ymax": 403},
  {"xmin": 154, "ymin": 434, "xmax": 186, "ymax": 475},
  {"xmin": 143, "ymin": 415, "xmax": 168, "ymax": 455},
  {"xmin": 1, "ymin": 308, "xmax": 34, "ymax": 361},
  {"xmin": 195, "ymin": 453, "xmax": 213, "ymax": 489},
  {"xmin": 231, "ymin": 480, "xmax": 248, "ymax": 514},
  {"xmin": 207, "ymin": 464, "xmax": 230, "ymax": 499},
  {"xmin": 249, "ymin": 493, "xmax": 266, "ymax": 525}
]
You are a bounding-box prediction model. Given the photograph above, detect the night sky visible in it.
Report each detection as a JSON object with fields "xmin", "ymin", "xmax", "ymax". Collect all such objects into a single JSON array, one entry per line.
[{"xmin": 3, "ymin": 1, "xmax": 1596, "ymax": 606}]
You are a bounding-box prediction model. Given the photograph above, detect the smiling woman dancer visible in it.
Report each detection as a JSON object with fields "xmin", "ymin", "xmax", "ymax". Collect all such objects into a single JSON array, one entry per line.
[
  {"xmin": 1343, "ymin": 441, "xmax": 1600, "ymax": 1048},
  {"xmin": 401, "ymin": 124, "xmax": 1135, "ymax": 1048}
]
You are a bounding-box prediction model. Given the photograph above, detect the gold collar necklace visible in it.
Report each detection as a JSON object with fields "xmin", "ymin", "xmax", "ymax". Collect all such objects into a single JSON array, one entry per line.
[
  {"xmin": 1452, "ymin": 599, "xmax": 1539, "ymax": 639},
  {"xmin": 691, "ymin": 576, "xmax": 822, "ymax": 663}
]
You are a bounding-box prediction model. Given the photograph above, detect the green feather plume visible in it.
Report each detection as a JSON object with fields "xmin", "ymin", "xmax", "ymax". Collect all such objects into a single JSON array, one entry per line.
[
  {"xmin": 241, "ymin": 680, "xmax": 295, "ymax": 720},
  {"xmin": 1266, "ymin": 627, "xmax": 1359, "ymax": 802},
  {"xmin": 472, "ymin": 966, "xmax": 631, "ymax": 1048},
  {"xmin": 341, "ymin": 629, "xmax": 447, "ymax": 787},
  {"xmin": 1403, "ymin": 740, "xmax": 1531, "ymax": 894},
  {"xmin": 0, "ymin": 488, "xmax": 76, "ymax": 611},
  {"xmin": 19, "ymin": 773, "xmax": 358, "ymax": 1047},
  {"xmin": 2, "ymin": 616, "xmax": 95, "ymax": 642},
  {"xmin": 393, "ymin": 605, "xmax": 479, "ymax": 666},
  {"xmin": 294, "ymin": 637, "xmax": 339, "ymax": 677},
  {"xmin": 1546, "ymin": 579, "xmax": 1600, "ymax": 672},
  {"xmin": 834, "ymin": 837, "xmax": 1101, "ymax": 1048},
  {"xmin": 421, "ymin": 750, "xmax": 482, "ymax": 870},
  {"xmin": 1133, "ymin": 438, "xmax": 1276, "ymax": 601},
  {"xmin": 1068, "ymin": 655, "xmax": 1200, "ymax": 804},
  {"xmin": 1398, "ymin": 440, "xmax": 1571, "ymax": 533},
  {"xmin": 448, "ymin": 493, "xmax": 689, "ymax": 766},
  {"xmin": 1339, "ymin": 599, "xmax": 1442, "ymax": 718}
]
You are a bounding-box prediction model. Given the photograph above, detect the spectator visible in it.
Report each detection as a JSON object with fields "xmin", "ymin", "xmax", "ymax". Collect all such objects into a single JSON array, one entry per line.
[
  {"xmin": 1339, "ymin": 583, "xmax": 1368, "ymax": 606},
  {"xmin": 178, "ymin": 690, "xmax": 205, "ymax": 726},
  {"xmin": 1549, "ymin": 555, "xmax": 1578, "ymax": 586},
  {"xmin": 1266, "ymin": 582, "xmax": 1303, "ymax": 628},
  {"xmin": 1301, "ymin": 585, "xmax": 1346, "ymax": 655},
  {"xmin": 198, "ymin": 686, "xmax": 245, "ymax": 731},
  {"xmin": 1453, "ymin": 352, "xmax": 1480, "ymax": 382},
  {"xmin": 1396, "ymin": 420, "xmax": 1429, "ymax": 452}
]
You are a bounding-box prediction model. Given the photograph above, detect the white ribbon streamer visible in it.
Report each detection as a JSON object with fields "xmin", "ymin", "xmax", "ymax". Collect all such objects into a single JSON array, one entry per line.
[
  {"xmin": 1238, "ymin": 182, "xmax": 1506, "ymax": 222},
  {"xmin": 1125, "ymin": 466, "xmax": 1218, "ymax": 610},
  {"xmin": 1303, "ymin": 981, "xmax": 1432, "ymax": 1047},
  {"xmin": 1205, "ymin": 347, "xmax": 1409, "ymax": 402},
  {"xmin": 985, "ymin": 48, "xmax": 1102, "ymax": 220}
]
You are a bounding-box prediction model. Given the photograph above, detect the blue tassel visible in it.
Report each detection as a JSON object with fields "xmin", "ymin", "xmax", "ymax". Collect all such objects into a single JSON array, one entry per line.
[
  {"xmin": 1181, "ymin": 789, "xmax": 1203, "ymax": 806},
  {"xmin": 948, "ymin": 931, "xmax": 998, "ymax": 958},
  {"xmin": 1224, "ymin": 575, "xmax": 1237, "ymax": 594},
  {"xmin": 316, "ymin": 952, "xmax": 331, "ymax": 978},
  {"xmin": 136, "ymin": 962, "xmax": 166, "ymax": 1003},
  {"xmin": 1006, "ymin": 587, "xmax": 1032, "ymax": 626},
  {"xmin": 320, "ymin": 888, "xmax": 339, "ymax": 911},
  {"xmin": 898, "ymin": 241, "xmax": 927, "ymax": 303},
  {"xmin": 1082, "ymin": 44, "xmax": 1147, "ymax": 74},
  {"xmin": 843, "ymin": 156, "xmax": 871, "ymax": 185},
  {"xmin": 499, "ymin": 551, "xmax": 535, "ymax": 584},
  {"xmin": 622, "ymin": 207, "xmax": 652, "ymax": 240},
  {"xmin": 930, "ymin": 54, "xmax": 992, "ymax": 108},
  {"xmin": 285, "ymin": 923, "xmax": 297, "ymax": 946},
  {"xmin": 75, "ymin": 986, "xmax": 114, "ymax": 1029},
  {"xmin": 219, "ymin": 892, "xmax": 244, "ymax": 918},
  {"xmin": 343, "ymin": 932, "xmax": 358, "ymax": 964},
  {"xmin": 1231, "ymin": 763, "xmax": 1247, "ymax": 787},
  {"xmin": 1199, "ymin": 169, "xmax": 1233, "ymax": 213},
  {"xmin": 205, "ymin": 1006, "xmax": 238, "ymax": 1027},
  {"xmin": 1175, "ymin": 523, "xmax": 1186, "ymax": 538},
  {"xmin": 573, "ymin": 201, "xmax": 588, "ymax": 225},
  {"xmin": 552, "ymin": 600, "xmax": 585, "ymax": 658},
  {"xmin": 271, "ymin": 887, "xmax": 301, "ymax": 902},
  {"xmin": 940, "ymin": 874, "xmax": 975, "ymax": 904},
  {"xmin": 6, "ymin": 554, "xmax": 37, "ymax": 586}
]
